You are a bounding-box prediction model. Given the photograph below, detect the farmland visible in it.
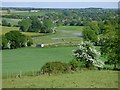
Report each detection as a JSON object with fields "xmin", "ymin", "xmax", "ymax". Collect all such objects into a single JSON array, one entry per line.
[
  {"xmin": 1, "ymin": 6, "xmax": 119, "ymax": 88},
  {"xmin": 1, "ymin": 18, "xmax": 21, "ymax": 26},
  {"xmin": 2, "ymin": 25, "xmax": 84, "ymax": 75},
  {"xmin": 2, "ymin": 46, "xmax": 76, "ymax": 75},
  {"xmin": 2, "ymin": 70, "xmax": 118, "ymax": 88},
  {"xmin": 1, "ymin": 26, "xmax": 83, "ymax": 44}
]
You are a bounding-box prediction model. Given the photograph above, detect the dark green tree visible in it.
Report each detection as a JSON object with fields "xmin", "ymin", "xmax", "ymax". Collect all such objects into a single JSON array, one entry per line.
[
  {"xmin": 2, "ymin": 36, "xmax": 8, "ymax": 49},
  {"xmin": 101, "ymin": 23, "xmax": 119, "ymax": 69},
  {"xmin": 41, "ymin": 19, "xmax": 53, "ymax": 33},
  {"xmin": 18, "ymin": 19, "xmax": 31, "ymax": 32},
  {"xmin": 28, "ymin": 18, "xmax": 42, "ymax": 32},
  {"xmin": 82, "ymin": 26, "xmax": 98, "ymax": 45},
  {"xmin": 5, "ymin": 31, "xmax": 27, "ymax": 49}
]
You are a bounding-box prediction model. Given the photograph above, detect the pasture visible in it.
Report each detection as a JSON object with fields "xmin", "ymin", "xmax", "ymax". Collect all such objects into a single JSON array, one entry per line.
[
  {"xmin": 32, "ymin": 26, "xmax": 83, "ymax": 45},
  {"xmin": 1, "ymin": 18, "xmax": 21, "ymax": 26},
  {"xmin": 1, "ymin": 26, "xmax": 43, "ymax": 37},
  {"xmin": 2, "ymin": 70, "xmax": 118, "ymax": 88},
  {"xmin": 1, "ymin": 26, "xmax": 84, "ymax": 45},
  {"xmin": 2, "ymin": 46, "xmax": 76, "ymax": 75}
]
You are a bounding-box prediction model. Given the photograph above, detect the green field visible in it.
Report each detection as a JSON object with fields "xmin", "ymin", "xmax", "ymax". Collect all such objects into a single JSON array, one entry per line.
[
  {"xmin": 0, "ymin": 26, "xmax": 19, "ymax": 35},
  {"xmin": 2, "ymin": 70, "xmax": 118, "ymax": 88},
  {"xmin": 2, "ymin": 46, "xmax": 77, "ymax": 75},
  {"xmin": 3, "ymin": 10, "xmax": 56, "ymax": 17},
  {"xmin": 1, "ymin": 26, "xmax": 84, "ymax": 45},
  {"xmin": 1, "ymin": 26, "xmax": 44, "ymax": 37},
  {"xmin": 1, "ymin": 18, "xmax": 21, "ymax": 26},
  {"xmin": 33, "ymin": 26, "xmax": 83, "ymax": 44}
]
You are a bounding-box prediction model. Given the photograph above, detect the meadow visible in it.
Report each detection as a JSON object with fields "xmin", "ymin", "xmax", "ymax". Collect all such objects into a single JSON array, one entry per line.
[
  {"xmin": 1, "ymin": 26, "xmax": 44, "ymax": 37},
  {"xmin": 2, "ymin": 46, "xmax": 77, "ymax": 75},
  {"xmin": 2, "ymin": 70, "xmax": 118, "ymax": 88},
  {"xmin": 1, "ymin": 26, "xmax": 84, "ymax": 45},
  {"xmin": 1, "ymin": 8, "xmax": 119, "ymax": 88},
  {"xmin": 32, "ymin": 26, "xmax": 83, "ymax": 45},
  {"xmin": 1, "ymin": 18, "xmax": 21, "ymax": 26}
]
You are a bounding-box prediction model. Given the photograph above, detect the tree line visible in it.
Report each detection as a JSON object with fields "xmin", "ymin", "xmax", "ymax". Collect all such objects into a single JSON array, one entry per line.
[{"xmin": 18, "ymin": 16, "xmax": 54, "ymax": 33}]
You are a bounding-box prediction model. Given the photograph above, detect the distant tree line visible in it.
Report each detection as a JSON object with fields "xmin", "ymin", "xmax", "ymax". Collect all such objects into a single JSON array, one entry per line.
[
  {"xmin": 18, "ymin": 16, "xmax": 54, "ymax": 33},
  {"xmin": 1, "ymin": 8, "xmax": 117, "ymax": 27}
]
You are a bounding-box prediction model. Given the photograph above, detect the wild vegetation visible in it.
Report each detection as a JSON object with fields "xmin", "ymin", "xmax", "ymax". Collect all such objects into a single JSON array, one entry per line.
[{"xmin": 1, "ymin": 7, "xmax": 119, "ymax": 88}]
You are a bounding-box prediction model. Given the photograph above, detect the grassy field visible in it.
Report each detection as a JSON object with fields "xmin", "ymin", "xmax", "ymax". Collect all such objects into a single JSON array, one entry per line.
[
  {"xmin": 1, "ymin": 26, "xmax": 43, "ymax": 37},
  {"xmin": 1, "ymin": 18, "xmax": 21, "ymax": 26},
  {"xmin": 2, "ymin": 46, "xmax": 77, "ymax": 75},
  {"xmin": 2, "ymin": 70, "xmax": 118, "ymax": 88},
  {"xmin": 0, "ymin": 26, "xmax": 19, "ymax": 35},
  {"xmin": 33, "ymin": 26, "xmax": 83, "ymax": 44},
  {"xmin": 1, "ymin": 26, "xmax": 84, "ymax": 45}
]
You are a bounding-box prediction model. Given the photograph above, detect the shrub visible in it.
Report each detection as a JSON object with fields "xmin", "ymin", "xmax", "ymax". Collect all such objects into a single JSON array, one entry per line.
[
  {"xmin": 40, "ymin": 61, "xmax": 70, "ymax": 75},
  {"xmin": 73, "ymin": 41, "xmax": 104, "ymax": 69},
  {"xmin": 69, "ymin": 60, "xmax": 82, "ymax": 71}
]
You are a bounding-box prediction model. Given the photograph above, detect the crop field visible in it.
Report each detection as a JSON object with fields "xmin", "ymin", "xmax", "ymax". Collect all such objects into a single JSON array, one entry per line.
[
  {"xmin": 2, "ymin": 46, "xmax": 77, "ymax": 75},
  {"xmin": 2, "ymin": 70, "xmax": 119, "ymax": 88}
]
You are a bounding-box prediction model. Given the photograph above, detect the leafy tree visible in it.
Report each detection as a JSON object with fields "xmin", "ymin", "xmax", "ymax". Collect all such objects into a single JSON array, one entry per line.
[
  {"xmin": 28, "ymin": 17, "xmax": 42, "ymax": 32},
  {"xmin": 83, "ymin": 26, "xmax": 98, "ymax": 45},
  {"xmin": 41, "ymin": 19, "xmax": 53, "ymax": 33},
  {"xmin": 5, "ymin": 31, "xmax": 27, "ymax": 49},
  {"xmin": 73, "ymin": 41, "xmax": 104, "ymax": 69},
  {"xmin": 18, "ymin": 19, "xmax": 31, "ymax": 32},
  {"xmin": 101, "ymin": 22, "xmax": 119, "ymax": 69}
]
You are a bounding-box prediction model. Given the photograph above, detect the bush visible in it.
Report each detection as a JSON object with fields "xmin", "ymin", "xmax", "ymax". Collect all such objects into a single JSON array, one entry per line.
[
  {"xmin": 26, "ymin": 36, "xmax": 33, "ymax": 46},
  {"xmin": 69, "ymin": 60, "xmax": 82, "ymax": 71},
  {"xmin": 40, "ymin": 61, "xmax": 70, "ymax": 75},
  {"xmin": 73, "ymin": 41, "xmax": 104, "ymax": 69}
]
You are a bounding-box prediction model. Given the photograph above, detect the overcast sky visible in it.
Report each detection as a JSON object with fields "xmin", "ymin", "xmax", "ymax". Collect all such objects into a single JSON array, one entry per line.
[{"xmin": 1, "ymin": 0, "xmax": 119, "ymax": 8}]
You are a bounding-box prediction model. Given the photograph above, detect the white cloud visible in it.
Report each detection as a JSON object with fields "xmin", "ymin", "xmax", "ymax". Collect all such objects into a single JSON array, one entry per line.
[{"xmin": 1, "ymin": 0, "xmax": 119, "ymax": 2}]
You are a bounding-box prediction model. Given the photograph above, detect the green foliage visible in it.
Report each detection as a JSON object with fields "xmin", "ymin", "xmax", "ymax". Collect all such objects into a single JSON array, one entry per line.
[
  {"xmin": 26, "ymin": 36, "xmax": 33, "ymax": 46},
  {"xmin": 73, "ymin": 41, "xmax": 104, "ymax": 69},
  {"xmin": 18, "ymin": 17, "xmax": 53, "ymax": 33},
  {"xmin": 18, "ymin": 19, "xmax": 31, "ymax": 32},
  {"xmin": 2, "ymin": 35, "xmax": 8, "ymax": 49},
  {"xmin": 101, "ymin": 20, "xmax": 119, "ymax": 69},
  {"xmin": 83, "ymin": 26, "xmax": 98, "ymax": 44},
  {"xmin": 5, "ymin": 31, "xmax": 27, "ymax": 49},
  {"xmin": 28, "ymin": 17, "xmax": 42, "ymax": 32},
  {"xmin": 41, "ymin": 19, "xmax": 53, "ymax": 33},
  {"xmin": 2, "ymin": 19, "xmax": 11, "ymax": 27},
  {"xmin": 40, "ymin": 61, "xmax": 70, "ymax": 75},
  {"xmin": 69, "ymin": 60, "xmax": 82, "ymax": 71}
]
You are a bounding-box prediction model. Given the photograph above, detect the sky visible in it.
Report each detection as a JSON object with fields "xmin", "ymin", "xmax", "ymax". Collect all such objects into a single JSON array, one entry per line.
[
  {"xmin": 1, "ymin": 0, "xmax": 119, "ymax": 2},
  {"xmin": 1, "ymin": 0, "xmax": 119, "ymax": 8}
]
